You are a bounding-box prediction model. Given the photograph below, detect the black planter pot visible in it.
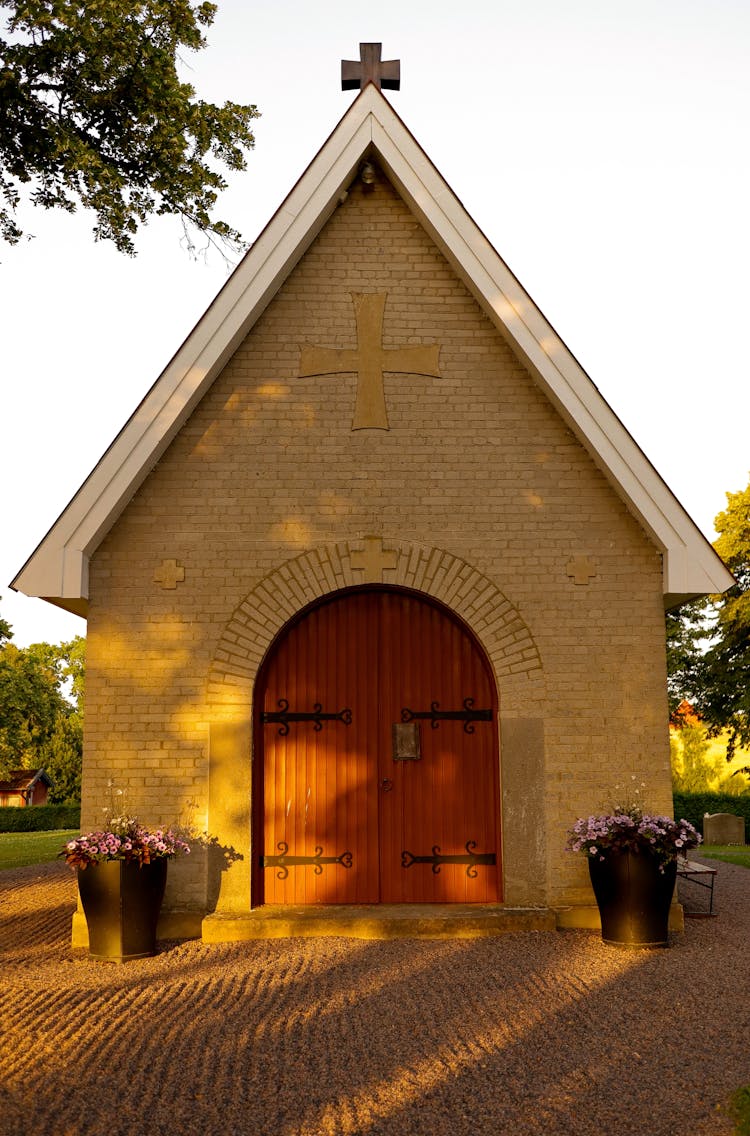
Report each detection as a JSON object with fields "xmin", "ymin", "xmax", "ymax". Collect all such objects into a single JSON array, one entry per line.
[
  {"xmin": 588, "ymin": 851, "xmax": 677, "ymax": 948},
  {"xmin": 77, "ymin": 859, "xmax": 168, "ymax": 962}
]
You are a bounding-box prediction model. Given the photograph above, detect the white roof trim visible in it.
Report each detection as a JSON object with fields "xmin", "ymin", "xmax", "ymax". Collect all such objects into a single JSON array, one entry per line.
[{"xmin": 12, "ymin": 85, "xmax": 732, "ymax": 611}]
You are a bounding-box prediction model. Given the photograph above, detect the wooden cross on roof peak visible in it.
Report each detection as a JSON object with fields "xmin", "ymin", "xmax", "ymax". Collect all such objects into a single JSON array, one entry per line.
[{"xmin": 341, "ymin": 43, "xmax": 400, "ymax": 91}]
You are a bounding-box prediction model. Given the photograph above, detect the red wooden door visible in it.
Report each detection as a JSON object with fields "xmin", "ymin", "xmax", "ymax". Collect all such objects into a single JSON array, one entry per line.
[{"xmin": 256, "ymin": 589, "xmax": 500, "ymax": 904}]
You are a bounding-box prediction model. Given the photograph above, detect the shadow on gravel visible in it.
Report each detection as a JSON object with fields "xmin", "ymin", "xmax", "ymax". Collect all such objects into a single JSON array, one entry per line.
[
  {"xmin": 0, "ymin": 862, "xmax": 741, "ymax": 1136},
  {"xmin": 0, "ymin": 902, "xmax": 75, "ymax": 951}
]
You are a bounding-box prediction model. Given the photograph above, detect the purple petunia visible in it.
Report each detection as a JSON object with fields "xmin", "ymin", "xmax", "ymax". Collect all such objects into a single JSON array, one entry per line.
[
  {"xmin": 60, "ymin": 816, "xmax": 191, "ymax": 869},
  {"xmin": 567, "ymin": 806, "xmax": 701, "ymax": 865}
]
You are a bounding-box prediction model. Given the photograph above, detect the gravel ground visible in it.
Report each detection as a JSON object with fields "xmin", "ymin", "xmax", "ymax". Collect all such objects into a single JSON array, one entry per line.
[{"xmin": 0, "ymin": 858, "xmax": 747, "ymax": 1136}]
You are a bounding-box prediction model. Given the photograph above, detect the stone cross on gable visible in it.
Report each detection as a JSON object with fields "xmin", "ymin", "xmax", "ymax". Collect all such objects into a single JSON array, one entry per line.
[
  {"xmin": 341, "ymin": 43, "xmax": 400, "ymax": 91},
  {"xmin": 299, "ymin": 292, "xmax": 440, "ymax": 430}
]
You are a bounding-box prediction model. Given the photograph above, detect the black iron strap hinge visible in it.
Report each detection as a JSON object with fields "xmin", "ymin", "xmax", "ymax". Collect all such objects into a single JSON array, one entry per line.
[
  {"xmin": 262, "ymin": 699, "xmax": 353, "ymax": 735},
  {"xmin": 401, "ymin": 698, "xmax": 492, "ymax": 733},
  {"xmin": 260, "ymin": 842, "xmax": 353, "ymax": 879},
  {"xmin": 401, "ymin": 841, "xmax": 496, "ymax": 878}
]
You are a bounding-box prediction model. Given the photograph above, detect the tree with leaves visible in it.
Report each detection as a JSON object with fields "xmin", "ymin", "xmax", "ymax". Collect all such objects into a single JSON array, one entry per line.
[
  {"xmin": 666, "ymin": 603, "xmax": 709, "ymax": 721},
  {"xmin": 45, "ymin": 636, "xmax": 84, "ymax": 801},
  {"xmin": 44, "ymin": 702, "xmax": 83, "ymax": 801},
  {"xmin": 0, "ymin": 641, "xmax": 64, "ymax": 769},
  {"xmin": 670, "ymin": 718, "xmax": 715, "ymax": 794},
  {"xmin": 667, "ymin": 478, "xmax": 750, "ymax": 769},
  {"xmin": 0, "ymin": 0, "xmax": 259, "ymax": 254},
  {"xmin": 0, "ymin": 619, "xmax": 84, "ymax": 800}
]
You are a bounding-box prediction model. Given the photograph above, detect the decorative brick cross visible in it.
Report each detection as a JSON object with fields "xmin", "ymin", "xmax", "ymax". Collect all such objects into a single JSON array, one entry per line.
[
  {"xmin": 299, "ymin": 292, "xmax": 440, "ymax": 430},
  {"xmin": 154, "ymin": 558, "xmax": 185, "ymax": 589},
  {"xmin": 351, "ymin": 537, "xmax": 399, "ymax": 582},
  {"xmin": 566, "ymin": 555, "xmax": 597, "ymax": 586},
  {"xmin": 341, "ymin": 43, "xmax": 400, "ymax": 91}
]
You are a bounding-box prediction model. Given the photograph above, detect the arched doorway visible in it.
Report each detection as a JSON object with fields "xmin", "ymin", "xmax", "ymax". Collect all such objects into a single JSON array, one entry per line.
[{"xmin": 254, "ymin": 587, "xmax": 501, "ymax": 904}]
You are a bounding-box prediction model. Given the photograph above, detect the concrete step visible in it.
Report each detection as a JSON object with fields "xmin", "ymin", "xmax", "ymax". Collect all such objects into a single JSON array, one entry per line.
[{"xmin": 202, "ymin": 904, "xmax": 557, "ymax": 941}]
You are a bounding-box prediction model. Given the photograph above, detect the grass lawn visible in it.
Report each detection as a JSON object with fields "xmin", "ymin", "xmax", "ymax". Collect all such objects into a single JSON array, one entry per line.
[
  {"xmin": 0, "ymin": 830, "xmax": 79, "ymax": 871},
  {"xmin": 731, "ymin": 1086, "xmax": 750, "ymax": 1135},
  {"xmin": 700, "ymin": 844, "xmax": 750, "ymax": 869}
]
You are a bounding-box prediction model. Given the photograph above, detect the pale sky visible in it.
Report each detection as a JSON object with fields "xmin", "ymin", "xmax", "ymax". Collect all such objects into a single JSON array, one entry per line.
[{"xmin": 3, "ymin": 0, "xmax": 749, "ymax": 646}]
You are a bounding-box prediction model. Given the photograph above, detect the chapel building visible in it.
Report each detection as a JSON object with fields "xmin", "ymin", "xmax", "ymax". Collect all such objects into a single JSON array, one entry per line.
[{"xmin": 12, "ymin": 53, "xmax": 732, "ymax": 942}]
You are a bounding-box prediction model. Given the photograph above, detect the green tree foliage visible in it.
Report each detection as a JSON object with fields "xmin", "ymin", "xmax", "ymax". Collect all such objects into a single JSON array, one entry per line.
[
  {"xmin": 44, "ymin": 635, "xmax": 84, "ymax": 801},
  {"xmin": 669, "ymin": 718, "xmax": 746, "ymax": 796},
  {"xmin": 0, "ymin": 0, "xmax": 259, "ymax": 253},
  {"xmin": 667, "ymin": 478, "xmax": 750, "ymax": 770},
  {"xmin": 44, "ymin": 711, "xmax": 82, "ymax": 802},
  {"xmin": 0, "ymin": 634, "xmax": 84, "ymax": 801},
  {"xmin": 670, "ymin": 721, "xmax": 714, "ymax": 794},
  {"xmin": 60, "ymin": 633, "xmax": 84, "ymax": 710},
  {"xmin": 0, "ymin": 596, "xmax": 12, "ymax": 643},
  {"xmin": 666, "ymin": 602, "xmax": 710, "ymax": 720},
  {"xmin": 0, "ymin": 642, "xmax": 63, "ymax": 768}
]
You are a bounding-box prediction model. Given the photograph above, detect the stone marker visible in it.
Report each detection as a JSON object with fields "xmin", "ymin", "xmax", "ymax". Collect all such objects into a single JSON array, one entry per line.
[{"xmin": 703, "ymin": 813, "xmax": 746, "ymax": 845}]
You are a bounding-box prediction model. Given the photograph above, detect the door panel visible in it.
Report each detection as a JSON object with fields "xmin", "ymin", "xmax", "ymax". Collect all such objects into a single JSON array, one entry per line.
[
  {"xmin": 257, "ymin": 589, "xmax": 500, "ymax": 904},
  {"xmin": 377, "ymin": 592, "xmax": 499, "ymax": 902},
  {"xmin": 261, "ymin": 592, "xmax": 379, "ymax": 903}
]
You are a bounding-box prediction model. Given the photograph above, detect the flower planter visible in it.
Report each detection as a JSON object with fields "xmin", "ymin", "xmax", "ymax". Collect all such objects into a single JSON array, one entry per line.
[
  {"xmin": 588, "ymin": 851, "xmax": 677, "ymax": 948},
  {"xmin": 77, "ymin": 859, "xmax": 168, "ymax": 962}
]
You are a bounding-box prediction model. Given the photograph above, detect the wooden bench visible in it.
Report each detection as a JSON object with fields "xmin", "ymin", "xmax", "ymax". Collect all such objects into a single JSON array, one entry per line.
[{"xmin": 676, "ymin": 859, "xmax": 717, "ymax": 917}]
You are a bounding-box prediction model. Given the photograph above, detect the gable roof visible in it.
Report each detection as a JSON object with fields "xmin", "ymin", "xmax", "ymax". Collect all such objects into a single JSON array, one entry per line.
[
  {"xmin": 11, "ymin": 84, "xmax": 733, "ymax": 612},
  {"xmin": 0, "ymin": 769, "xmax": 52, "ymax": 794}
]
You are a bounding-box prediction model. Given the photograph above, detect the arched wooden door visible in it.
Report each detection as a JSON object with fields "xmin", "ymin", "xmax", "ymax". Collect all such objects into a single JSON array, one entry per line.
[{"xmin": 255, "ymin": 588, "xmax": 501, "ymax": 905}]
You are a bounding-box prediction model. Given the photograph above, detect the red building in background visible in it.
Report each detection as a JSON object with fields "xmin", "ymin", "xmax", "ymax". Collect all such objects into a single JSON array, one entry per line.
[{"xmin": 0, "ymin": 769, "xmax": 51, "ymax": 807}]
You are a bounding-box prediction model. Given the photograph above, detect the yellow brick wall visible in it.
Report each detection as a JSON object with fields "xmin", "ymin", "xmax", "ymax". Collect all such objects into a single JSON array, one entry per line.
[{"xmin": 84, "ymin": 167, "xmax": 670, "ymax": 916}]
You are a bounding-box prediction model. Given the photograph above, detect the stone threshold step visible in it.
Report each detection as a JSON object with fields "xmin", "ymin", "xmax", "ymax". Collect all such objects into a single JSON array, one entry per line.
[{"xmin": 202, "ymin": 904, "xmax": 557, "ymax": 941}]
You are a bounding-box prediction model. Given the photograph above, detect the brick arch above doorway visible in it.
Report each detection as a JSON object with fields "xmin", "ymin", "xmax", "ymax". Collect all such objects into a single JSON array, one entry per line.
[{"xmin": 206, "ymin": 541, "xmax": 544, "ymax": 718}]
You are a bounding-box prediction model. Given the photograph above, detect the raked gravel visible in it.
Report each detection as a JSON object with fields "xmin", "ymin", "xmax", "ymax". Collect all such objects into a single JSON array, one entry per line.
[{"xmin": 0, "ymin": 856, "xmax": 747, "ymax": 1136}]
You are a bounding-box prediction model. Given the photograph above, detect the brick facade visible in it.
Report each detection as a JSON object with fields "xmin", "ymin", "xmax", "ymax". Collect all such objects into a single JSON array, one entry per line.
[{"xmin": 83, "ymin": 168, "xmax": 671, "ymax": 924}]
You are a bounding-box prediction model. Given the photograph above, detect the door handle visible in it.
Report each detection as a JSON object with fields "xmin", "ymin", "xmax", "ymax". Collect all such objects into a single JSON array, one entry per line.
[{"xmin": 380, "ymin": 778, "xmax": 394, "ymax": 792}]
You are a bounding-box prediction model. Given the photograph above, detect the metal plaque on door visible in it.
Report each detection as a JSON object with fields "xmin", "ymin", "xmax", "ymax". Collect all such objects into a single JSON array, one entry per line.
[{"xmin": 392, "ymin": 721, "xmax": 421, "ymax": 761}]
